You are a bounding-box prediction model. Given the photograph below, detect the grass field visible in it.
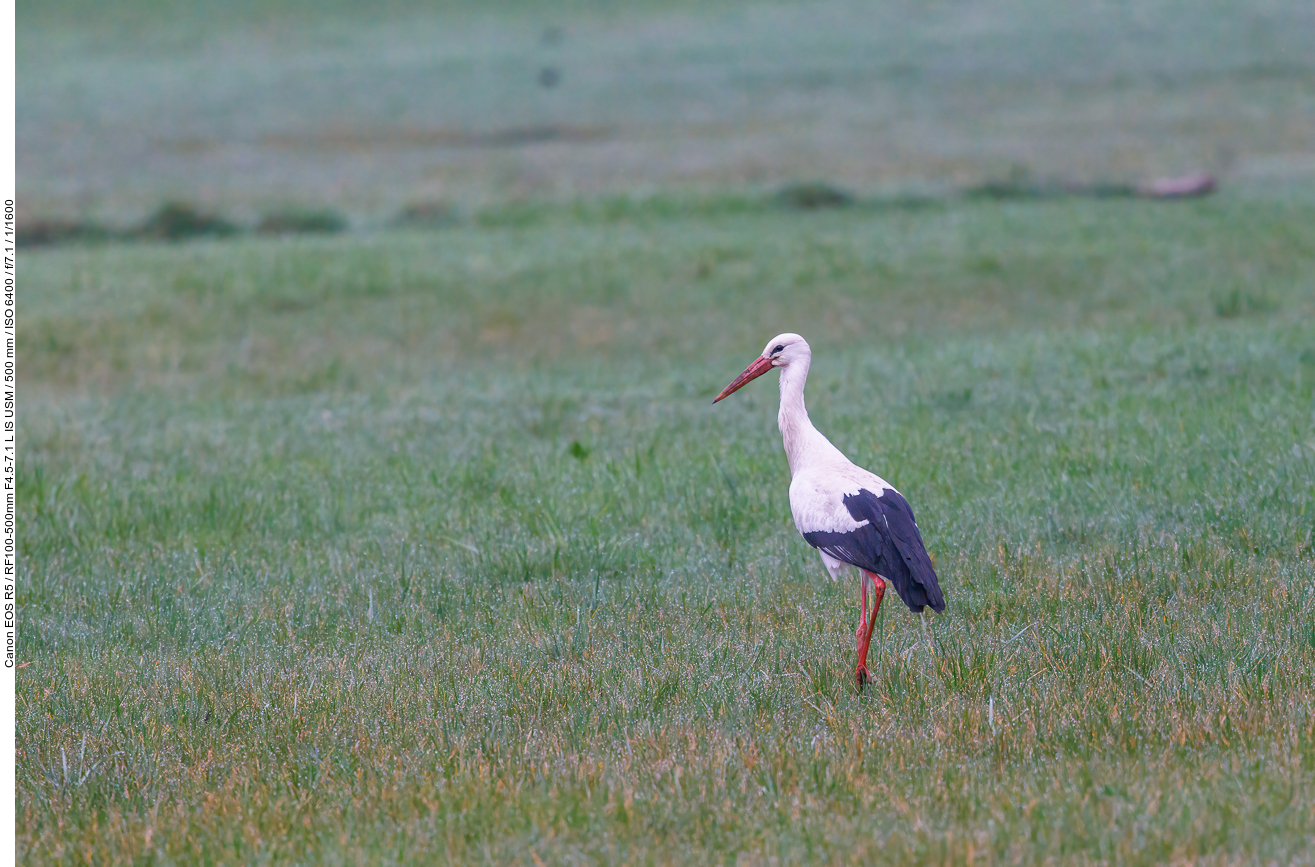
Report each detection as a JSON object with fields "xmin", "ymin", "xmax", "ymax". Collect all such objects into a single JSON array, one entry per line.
[
  {"xmin": 20, "ymin": 194, "xmax": 1315, "ymax": 863},
  {"xmin": 17, "ymin": 0, "xmax": 1315, "ymax": 864}
]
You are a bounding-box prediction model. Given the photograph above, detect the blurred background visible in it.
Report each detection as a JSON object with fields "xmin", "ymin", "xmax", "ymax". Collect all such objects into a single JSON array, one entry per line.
[{"xmin": 18, "ymin": 0, "xmax": 1315, "ymax": 227}]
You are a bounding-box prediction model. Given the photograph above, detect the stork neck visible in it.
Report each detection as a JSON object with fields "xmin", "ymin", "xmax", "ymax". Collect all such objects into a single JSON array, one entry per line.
[{"xmin": 777, "ymin": 358, "xmax": 827, "ymax": 475}]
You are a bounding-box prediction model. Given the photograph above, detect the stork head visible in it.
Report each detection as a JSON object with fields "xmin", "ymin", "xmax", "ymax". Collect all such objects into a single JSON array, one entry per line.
[{"xmin": 713, "ymin": 332, "xmax": 810, "ymax": 403}]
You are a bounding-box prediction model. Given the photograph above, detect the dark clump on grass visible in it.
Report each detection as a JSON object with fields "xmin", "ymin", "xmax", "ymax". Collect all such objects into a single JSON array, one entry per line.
[
  {"xmin": 18, "ymin": 217, "xmax": 116, "ymax": 248},
  {"xmin": 935, "ymin": 386, "xmax": 974, "ymax": 410},
  {"xmin": 257, "ymin": 207, "xmax": 349, "ymax": 235},
  {"xmin": 866, "ymin": 192, "xmax": 943, "ymax": 212},
  {"xmin": 1214, "ymin": 288, "xmax": 1277, "ymax": 319},
  {"xmin": 964, "ymin": 167, "xmax": 1141, "ymax": 201},
  {"xmin": 136, "ymin": 202, "xmax": 240, "ymax": 241},
  {"xmin": 773, "ymin": 183, "xmax": 939, "ymax": 214},
  {"xmin": 775, "ymin": 181, "xmax": 855, "ymax": 210},
  {"xmin": 965, "ymin": 166, "xmax": 1220, "ymax": 202},
  {"xmin": 537, "ymin": 66, "xmax": 561, "ymax": 88},
  {"xmin": 392, "ymin": 201, "xmax": 461, "ymax": 229},
  {"xmin": 1083, "ymin": 181, "xmax": 1142, "ymax": 198},
  {"xmin": 964, "ymin": 167, "xmax": 1054, "ymax": 200},
  {"xmin": 474, "ymin": 193, "xmax": 765, "ymax": 229}
]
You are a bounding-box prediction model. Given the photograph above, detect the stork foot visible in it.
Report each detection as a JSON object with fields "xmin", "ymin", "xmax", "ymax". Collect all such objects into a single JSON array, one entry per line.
[{"xmin": 856, "ymin": 666, "xmax": 870, "ymax": 690}]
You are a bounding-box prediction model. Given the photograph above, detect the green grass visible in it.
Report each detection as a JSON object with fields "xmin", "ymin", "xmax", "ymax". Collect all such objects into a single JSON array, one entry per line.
[{"xmin": 19, "ymin": 193, "xmax": 1315, "ymax": 863}]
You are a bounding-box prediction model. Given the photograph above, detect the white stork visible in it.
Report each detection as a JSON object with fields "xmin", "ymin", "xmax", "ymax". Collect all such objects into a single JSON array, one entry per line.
[{"xmin": 714, "ymin": 333, "xmax": 945, "ymax": 689}]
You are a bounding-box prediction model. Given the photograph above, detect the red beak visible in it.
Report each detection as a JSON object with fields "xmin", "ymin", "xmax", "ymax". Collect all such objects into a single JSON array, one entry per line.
[{"xmin": 713, "ymin": 355, "xmax": 774, "ymax": 403}]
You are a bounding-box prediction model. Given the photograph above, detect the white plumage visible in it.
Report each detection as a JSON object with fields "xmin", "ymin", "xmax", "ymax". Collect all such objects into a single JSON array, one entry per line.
[
  {"xmin": 790, "ymin": 464, "xmax": 892, "ymax": 539},
  {"xmin": 714, "ymin": 332, "xmax": 945, "ymax": 689}
]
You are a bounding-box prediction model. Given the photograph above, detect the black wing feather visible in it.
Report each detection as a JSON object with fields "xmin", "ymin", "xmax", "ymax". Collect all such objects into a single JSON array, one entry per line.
[{"xmin": 802, "ymin": 487, "xmax": 946, "ymax": 613}]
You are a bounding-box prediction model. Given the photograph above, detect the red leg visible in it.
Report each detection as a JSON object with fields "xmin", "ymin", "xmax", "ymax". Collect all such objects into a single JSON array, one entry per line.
[
  {"xmin": 855, "ymin": 572, "xmax": 886, "ymax": 690},
  {"xmin": 855, "ymin": 572, "xmax": 871, "ymax": 688},
  {"xmin": 859, "ymin": 576, "xmax": 869, "ymax": 640}
]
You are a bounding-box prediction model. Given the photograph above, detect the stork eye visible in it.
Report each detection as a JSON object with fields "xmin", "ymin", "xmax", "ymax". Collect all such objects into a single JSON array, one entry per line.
[{"xmin": 772, "ymin": 344, "xmax": 785, "ymax": 354}]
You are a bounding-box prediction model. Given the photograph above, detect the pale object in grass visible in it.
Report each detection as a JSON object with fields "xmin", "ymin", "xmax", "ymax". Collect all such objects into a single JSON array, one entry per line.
[{"xmin": 1138, "ymin": 172, "xmax": 1217, "ymax": 198}]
